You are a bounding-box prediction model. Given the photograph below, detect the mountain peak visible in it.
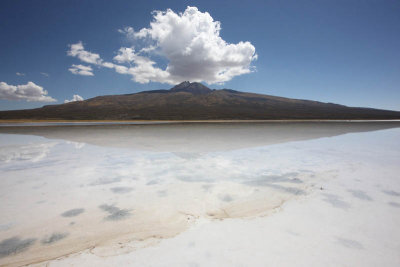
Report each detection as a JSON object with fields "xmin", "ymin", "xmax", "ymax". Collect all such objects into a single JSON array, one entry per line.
[{"xmin": 170, "ymin": 81, "xmax": 212, "ymax": 94}]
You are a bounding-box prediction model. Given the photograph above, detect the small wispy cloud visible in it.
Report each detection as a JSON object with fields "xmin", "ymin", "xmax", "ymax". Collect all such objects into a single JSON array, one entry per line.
[
  {"xmin": 41, "ymin": 72, "xmax": 50, "ymax": 77},
  {"xmin": 64, "ymin": 94, "xmax": 84, "ymax": 103},
  {"xmin": 67, "ymin": 42, "xmax": 103, "ymax": 65},
  {"xmin": 16, "ymin": 72, "xmax": 25, "ymax": 76},
  {"xmin": 68, "ymin": 64, "xmax": 94, "ymax": 76},
  {"xmin": 0, "ymin": 81, "xmax": 56, "ymax": 102}
]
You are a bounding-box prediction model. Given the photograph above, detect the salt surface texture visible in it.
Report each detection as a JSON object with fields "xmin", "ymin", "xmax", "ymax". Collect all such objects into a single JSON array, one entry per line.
[{"xmin": 0, "ymin": 122, "xmax": 399, "ymax": 266}]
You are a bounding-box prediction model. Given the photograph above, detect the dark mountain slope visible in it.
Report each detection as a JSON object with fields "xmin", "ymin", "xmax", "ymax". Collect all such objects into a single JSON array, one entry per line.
[{"xmin": 0, "ymin": 82, "xmax": 399, "ymax": 120}]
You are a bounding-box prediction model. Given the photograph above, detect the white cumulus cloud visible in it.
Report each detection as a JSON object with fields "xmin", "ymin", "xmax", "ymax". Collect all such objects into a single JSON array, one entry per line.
[
  {"xmin": 69, "ymin": 64, "xmax": 94, "ymax": 76},
  {"xmin": 118, "ymin": 27, "xmax": 135, "ymax": 41},
  {"xmin": 67, "ymin": 42, "xmax": 103, "ymax": 65},
  {"xmin": 0, "ymin": 81, "xmax": 56, "ymax": 102},
  {"xmin": 64, "ymin": 94, "xmax": 84, "ymax": 103},
  {"xmin": 67, "ymin": 6, "xmax": 257, "ymax": 85}
]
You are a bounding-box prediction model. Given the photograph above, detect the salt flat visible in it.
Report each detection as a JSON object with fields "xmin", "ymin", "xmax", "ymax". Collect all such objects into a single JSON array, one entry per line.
[{"xmin": 0, "ymin": 122, "xmax": 399, "ymax": 266}]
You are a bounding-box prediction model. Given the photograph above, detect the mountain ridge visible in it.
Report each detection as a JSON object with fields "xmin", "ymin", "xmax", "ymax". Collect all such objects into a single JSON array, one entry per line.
[{"xmin": 1, "ymin": 82, "xmax": 399, "ymax": 120}]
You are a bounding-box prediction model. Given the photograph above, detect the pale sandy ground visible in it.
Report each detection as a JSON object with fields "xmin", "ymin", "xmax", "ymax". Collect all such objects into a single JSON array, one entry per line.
[{"xmin": 0, "ymin": 122, "xmax": 399, "ymax": 266}]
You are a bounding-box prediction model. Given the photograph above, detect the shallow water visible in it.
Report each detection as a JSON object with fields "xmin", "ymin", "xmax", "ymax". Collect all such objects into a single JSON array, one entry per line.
[{"xmin": 0, "ymin": 122, "xmax": 400, "ymax": 266}]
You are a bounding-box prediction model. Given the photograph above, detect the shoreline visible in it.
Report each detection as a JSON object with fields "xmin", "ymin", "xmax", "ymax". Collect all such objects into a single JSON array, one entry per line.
[{"xmin": 1, "ymin": 119, "xmax": 400, "ymax": 125}]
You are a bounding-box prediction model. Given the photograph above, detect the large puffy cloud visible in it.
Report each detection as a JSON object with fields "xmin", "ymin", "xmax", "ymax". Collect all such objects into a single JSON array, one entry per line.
[
  {"xmin": 64, "ymin": 94, "xmax": 84, "ymax": 103},
  {"xmin": 67, "ymin": 6, "xmax": 257, "ymax": 84},
  {"xmin": 0, "ymin": 81, "xmax": 56, "ymax": 102},
  {"xmin": 69, "ymin": 64, "xmax": 94, "ymax": 76},
  {"xmin": 131, "ymin": 6, "xmax": 257, "ymax": 83}
]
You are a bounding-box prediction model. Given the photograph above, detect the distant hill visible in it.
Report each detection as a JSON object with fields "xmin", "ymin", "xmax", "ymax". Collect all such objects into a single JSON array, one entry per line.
[{"xmin": 1, "ymin": 82, "xmax": 399, "ymax": 120}]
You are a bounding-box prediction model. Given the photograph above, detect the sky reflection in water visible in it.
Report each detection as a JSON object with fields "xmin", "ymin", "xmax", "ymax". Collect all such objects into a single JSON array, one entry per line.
[{"xmin": 0, "ymin": 122, "xmax": 400, "ymax": 265}]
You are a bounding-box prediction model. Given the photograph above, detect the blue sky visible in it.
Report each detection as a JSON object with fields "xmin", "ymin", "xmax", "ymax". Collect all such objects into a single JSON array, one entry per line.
[{"xmin": 1, "ymin": 0, "xmax": 399, "ymax": 111}]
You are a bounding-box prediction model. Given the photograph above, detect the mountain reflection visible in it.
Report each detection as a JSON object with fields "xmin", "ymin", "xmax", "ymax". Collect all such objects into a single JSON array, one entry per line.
[{"xmin": 1, "ymin": 121, "xmax": 400, "ymax": 152}]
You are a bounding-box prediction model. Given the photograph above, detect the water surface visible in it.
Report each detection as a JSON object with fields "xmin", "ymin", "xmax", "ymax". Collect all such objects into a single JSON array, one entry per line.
[{"xmin": 1, "ymin": 122, "xmax": 400, "ymax": 266}]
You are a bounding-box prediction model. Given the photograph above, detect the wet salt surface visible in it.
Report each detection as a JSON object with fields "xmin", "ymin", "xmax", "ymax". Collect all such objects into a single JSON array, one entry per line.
[{"xmin": 0, "ymin": 122, "xmax": 400, "ymax": 266}]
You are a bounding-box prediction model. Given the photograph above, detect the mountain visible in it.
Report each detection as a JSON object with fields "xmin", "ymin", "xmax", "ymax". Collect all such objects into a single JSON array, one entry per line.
[{"xmin": 1, "ymin": 82, "xmax": 400, "ymax": 120}]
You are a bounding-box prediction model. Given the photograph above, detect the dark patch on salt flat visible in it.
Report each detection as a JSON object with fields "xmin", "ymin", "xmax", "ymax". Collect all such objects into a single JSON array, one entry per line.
[
  {"xmin": 0, "ymin": 236, "xmax": 36, "ymax": 258},
  {"xmin": 32, "ymin": 183, "xmax": 46, "ymax": 189},
  {"xmin": 146, "ymin": 180, "xmax": 159, "ymax": 185},
  {"xmin": 283, "ymin": 172, "xmax": 300, "ymax": 177},
  {"xmin": 336, "ymin": 237, "xmax": 364, "ymax": 249},
  {"xmin": 243, "ymin": 173, "xmax": 306, "ymax": 195},
  {"xmin": 245, "ymin": 174, "xmax": 303, "ymax": 187},
  {"xmin": 322, "ymin": 194, "xmax": 350, "ymax": 209},
  {"xmin": 90, "ymin": 176, "xmax": 122, "ymax": 186},
  {"xmin": 220, "ymin": 194, "xmax": 233, "ymax": 202},
  {"xmin": 269, "ymin": 184, "xmax": 305, "ymax": 195},
  {"xmin": 202, "ymin": 184, "xmax": 213, "ymax": 192},
  {"xmin": 348, "ymin": 190, "xmax": 373, "ymax": 201},
  {"xmin": 298, "ymin": 169, "xmax": 313, "ymax": 173},
  {"xmin": 286, "ymin": 230, "xmax": 300, "ymax": 236},
  {"xmin": 291, "ymin": 178, "xmax": 303, "ymax": 183},
  {"xmin": 388, "ymin": 202, "xmax": 400, "ymax": 208},
  {"xmin": 0, "ymin": 223, "xmax": 14, "ymax": 232},
  {"xmin": 41, "ymin": 232, "xmax": 68, "ymax": 245},
  {"xmin": 157, "ymin": 190, "xmax": 167, "ymax": 197},
  {"xmin": 383, "ymin": 190, "xmax": 400, "ymax": 197},
  {"xmin": 110, "ymin": 187, "xmax": 134, "ymax": 194},
  {"xmin": 251, "ymin": 183, "xmax": 305, "ymax": 195},
  {"xmin": 99, "ymin": 204, "xmax": 131, "ymax": 221},
  {"xmin": 173, "ymin": 152, "xmax": 202, "ymax": 160},
  {"xmin": 177, "ymin": 175, "xmax": 214, "ymax": 183},
  {"xmin": 61, "ymin": 208, "xmax": 85, "ymax": 217}
]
